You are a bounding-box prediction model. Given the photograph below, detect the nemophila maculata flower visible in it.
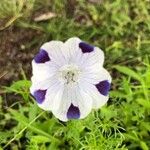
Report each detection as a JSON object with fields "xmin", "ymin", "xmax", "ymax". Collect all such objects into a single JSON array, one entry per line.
[{"xmin": 30, "ymin": 37, "xmax": 111, "ymax": 121}]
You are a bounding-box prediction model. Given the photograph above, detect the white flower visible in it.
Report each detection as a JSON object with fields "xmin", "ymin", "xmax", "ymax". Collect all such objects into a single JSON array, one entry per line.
[{"xmin": 30, "ymin": 37, "xmax": 111, "ymax": 121}]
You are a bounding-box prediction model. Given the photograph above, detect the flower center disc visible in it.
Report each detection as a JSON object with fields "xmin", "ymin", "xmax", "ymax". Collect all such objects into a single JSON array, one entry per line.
[{"xmin": 59, "ymin": 64, "xmax": 80, "ymax": 86}]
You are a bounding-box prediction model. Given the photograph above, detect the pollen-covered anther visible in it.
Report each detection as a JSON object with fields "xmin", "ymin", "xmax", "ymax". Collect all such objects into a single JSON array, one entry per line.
[
  {"xmin": 58, "ymin": 64, "xmax": 81, "ymax": 86},
  {"xmin": 65, "ymin": 71, "xmax": 76, "ymax": 84}
]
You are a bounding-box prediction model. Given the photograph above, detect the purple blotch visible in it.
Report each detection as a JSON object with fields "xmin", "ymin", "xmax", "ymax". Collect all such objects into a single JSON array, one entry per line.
[
  {"xmin": 79, "ymin": 42, "xmax": 94, "ymax": 53},
  {"xmin": 33, "ymin": 89, "xmax": 47, "ymax": 104},
  {"xmin": 67, "ymin": 103, "xmax": 80, "ymax": 119},
  {"xmin": 95, "ymin": 80, "xmax": 110, "ymax": 96},
  {"xmin": 34, "ymin": 49, "xmax": 50, "ymax": 63}
]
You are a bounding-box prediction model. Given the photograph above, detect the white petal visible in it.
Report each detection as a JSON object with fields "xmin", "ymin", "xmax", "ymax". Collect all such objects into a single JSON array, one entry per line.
[
  {"xmin": 31, "ymin": 74, "xmax": 64, "ymax": 111},
  {"xmin": 64, "ymin": 37, "xmax": 81, "ymax": 58},
  {"xmin": 81, "ymin": 67, "xmax": 112, "ymax": 84},
  {"xmin": 52, "ymin": 84, "xmax": 93, "ymax": 121},
  {"xmin": 80, "ymin": 47, "xmax": 104, "ymax": 69},
  {"xmin": 30, "ymin": 75, "xmax": 58, "ymax": 95},
  {"xmin": 52, "ymin": 85, "xmax": 72, "ymax": 121},
  {"xmin": 81, "ymin": 81, "xmax": 109, "ymax": 109},
  {"xmin": 64, "ymin": 37, "xmax": 84, "ymax": 65},
  {"xmin": 76, "ymin": 85, "xmax": 93, "ymax": 119},
  {"xmin": 39, "ymin": 82, "xmax": 64, "ymax": 111},
  {"xmin": 41, "ymin": 41, "xmax": 68, "ymax": 66},
  {"xmin": 32, "ymin": 61, "xmax": 58, "ymax": 81},
  {"xmin": 64, "ymin": 38, "xmax": 104, "ymax": 72}
]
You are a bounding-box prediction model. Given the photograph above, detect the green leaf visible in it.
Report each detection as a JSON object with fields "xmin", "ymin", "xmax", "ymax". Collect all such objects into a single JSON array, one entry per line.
[
  {"xmin": 137, "ymin": 99, "xmax": 150, "ymax": 109},
  {"xmin": 0, "ymin": 131, "xmax": 12, "ymax": 142},
  {"xmin": 140, "ymin": 141, "xmax": 149, "ymax": 150},
  {"xmin": 30, "ymin": 135, "xmax": 51, "ymax": 143},
  {"xmin": 8, "ymin": 80, "xmax": 31, "ymax": 91},
  {"xmin": 4, "ymin": 80, "xmax": 31, "ymax": 101},
  {"xmin": 9, "ymin": 109, "xmax": 60, "ymax": 143},
  {"xmin": 113, "ymin": 65, "xmax": 142, "ymax": 82}
]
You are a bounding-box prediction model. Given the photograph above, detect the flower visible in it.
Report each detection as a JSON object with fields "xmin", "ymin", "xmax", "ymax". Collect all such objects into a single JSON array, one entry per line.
[{"xmin": 30, "ymin": 37, "xmax": 111, "ymax": 121}]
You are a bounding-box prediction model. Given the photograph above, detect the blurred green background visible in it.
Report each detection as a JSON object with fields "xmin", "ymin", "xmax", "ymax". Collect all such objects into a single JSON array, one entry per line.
[{"xmin": 0, "ymin": 0, "xmax": 150, "ymax": 149}]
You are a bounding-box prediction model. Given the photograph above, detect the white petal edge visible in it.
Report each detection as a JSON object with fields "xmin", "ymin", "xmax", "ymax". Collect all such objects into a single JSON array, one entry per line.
[
  {"xmin": 32, "ymin": 61, "xmax": 58, "ymax": 82},
  {"xmin": 79, "ymin": 47, "xmax": 104, "ymax": 69},
  {"xmin": 30, "ymin": 75, "xmax": 64, "ymax": 111},
  {"xmin": 51, "ymin": 84, "xmax": 93, "ymax": 121},
  {"xmin": 77, "ymin": 85, "xmax": 93, "ymax": 119},
  {"xmin": 41, "ymin": 41, "xmax": 68, "ymax": 67},
  {"xmin": 38, "ymin": 82, "xmax": 64, "ymax": 111},
  {"xmin": 64, "ymin": 37, "xmax": 84, "ymax": 65},
  {"xmin": 51, "ymin": 86, "xmax": 72, "ymax": 121},
  {"xmin": 81, "ymin": 81, "xmax": 109, "ymax": 109},
  {"xmin": 81, "ymin": 67, "xmax": 112, "ymax": 85}
]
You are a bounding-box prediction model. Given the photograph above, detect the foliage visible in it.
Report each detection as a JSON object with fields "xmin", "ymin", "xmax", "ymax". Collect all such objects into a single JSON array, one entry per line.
[{"xmin": 0, "ymin": 0, "xmax": 150, "ymax": 149}]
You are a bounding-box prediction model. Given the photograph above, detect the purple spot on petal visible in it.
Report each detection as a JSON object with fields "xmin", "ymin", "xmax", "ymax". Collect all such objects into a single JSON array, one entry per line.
[
  {"xmin": 95, "ymin": 80, "xmax": 110, "ymax": 96},
  {"xmin": 34, "ymin": 49, "xmax": 50, "ymax": 63},
  {"xmin": 33, "ymin": 89, "xmax": 47, "ymax": 104},
  {"xmin": 79, "ymin": 42, "xmax": 94, "ymax": 53},
  {"xmin": 67, "ymin": 103, "xmax": 80, "ymax": 119}
]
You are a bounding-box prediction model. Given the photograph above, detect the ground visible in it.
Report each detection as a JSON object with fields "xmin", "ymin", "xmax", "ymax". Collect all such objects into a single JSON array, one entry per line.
[{"xmin": 0, "ymin": 0, "xmax": 150, "ymax": 150}]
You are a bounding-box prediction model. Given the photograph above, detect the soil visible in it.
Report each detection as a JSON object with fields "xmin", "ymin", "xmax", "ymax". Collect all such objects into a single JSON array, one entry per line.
[{"xmin": 0, "ymin": 26, "xmax": 42, "ymax": 86}]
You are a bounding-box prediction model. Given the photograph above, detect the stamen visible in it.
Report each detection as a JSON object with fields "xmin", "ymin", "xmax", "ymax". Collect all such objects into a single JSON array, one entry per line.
[{"xmin": 58, "ymin": 64, "xmax": 81, "ymax": 86}]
